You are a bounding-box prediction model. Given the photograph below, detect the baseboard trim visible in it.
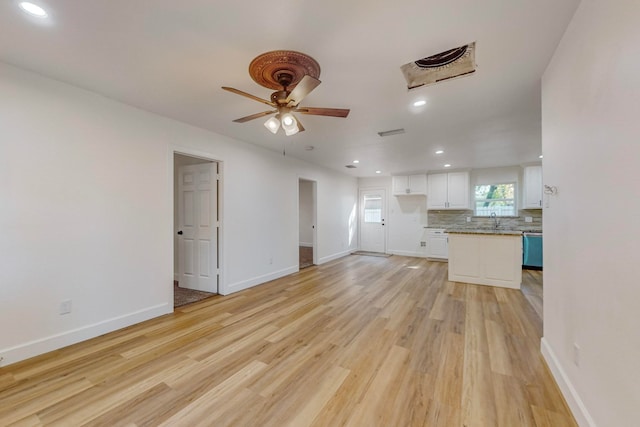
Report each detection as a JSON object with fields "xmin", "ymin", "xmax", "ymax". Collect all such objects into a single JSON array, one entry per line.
[
  {"xmin": 223, "ymin": 265, "xmax": 299, "ymax": 295},
  {"xmin": 299, "ymin": 242, "xmax": 313, "ymax": 248},
  {"xmin": 541, "ymin": 337, "xmax": 597, "ymax": 427},
  {"xmin": 0, "ymin": 303, "xmax": 172, "ymax": 367},
  {"xmin": 318, "ymin": 249, "xmax": 352, "ymax": 264},
  {"xmin": 387, "ymin": 250, "xmax": 427, "ymax": 258}
]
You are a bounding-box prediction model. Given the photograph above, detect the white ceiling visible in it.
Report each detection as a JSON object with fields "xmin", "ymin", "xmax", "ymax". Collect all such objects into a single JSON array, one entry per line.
[{"xmin": 0, "ymin": 0, "xmax": 580, "ymax": 177}]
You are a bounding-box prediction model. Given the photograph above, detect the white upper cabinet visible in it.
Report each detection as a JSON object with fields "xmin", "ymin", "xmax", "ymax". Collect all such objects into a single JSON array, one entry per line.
[
  {"xmin": 427, "ymin": 171, "xmax": 470, "ymax": 209},
  {"xmin": 392, "ymin": 174, "xmax": 427, "ymax": 195},
  {"xmin": 447, "ymin": 172, "xmax": 470, "ymax": 209},
  {"xmin": 426, "ymin": 173, "xmax": 448, "ymax": 207},
  {"xmin": 523, "ymin": 165, "xmax": 543, "ymax": 209}
]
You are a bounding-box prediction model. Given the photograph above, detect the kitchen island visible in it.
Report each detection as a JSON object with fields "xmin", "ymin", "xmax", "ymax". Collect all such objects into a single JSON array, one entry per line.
[{"xmin": 447, "ymin": 228, "xmax": 523, "ymax": 289}]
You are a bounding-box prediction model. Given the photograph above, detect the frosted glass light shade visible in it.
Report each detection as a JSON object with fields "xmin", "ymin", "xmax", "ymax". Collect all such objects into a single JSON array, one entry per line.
[
  {"xmin": 264, "ymin": 116, "xmax": 280, "ymax": 134},
  {"xmin": 284, "ymin": 125, "xmax": 299, "ymax": 136}
]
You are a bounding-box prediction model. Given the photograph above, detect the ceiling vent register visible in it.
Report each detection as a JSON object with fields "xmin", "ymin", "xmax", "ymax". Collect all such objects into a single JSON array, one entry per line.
[{"xmin": 377, "ymin": 128, "xmax": 405, "ymax": 137}]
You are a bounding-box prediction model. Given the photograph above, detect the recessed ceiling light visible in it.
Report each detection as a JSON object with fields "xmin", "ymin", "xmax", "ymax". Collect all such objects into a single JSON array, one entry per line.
[
  {"xmin": 352, "ymin": 160, "xmax": 360, "ymax": 164},
  {"xmin": 413, "ymin": 100, "xmax": 427, "ymax": 107},
  {"xmin": 435, "ymin": 150, "xmax": 444, "ymax": 154},
  {"xmin": 375, "ymin": 170, "xmax": 382, "ymax": 174},
  {"xmin": 539, "ymin": 155, "xmax": 543, "ymax": 159},
  {"xmin": 444, "ymin": 164, "xmax": 451, "ymax": 168},
  {"xmin": 19, "ymin": 2, "xmax": 47, "ymax": 17}
]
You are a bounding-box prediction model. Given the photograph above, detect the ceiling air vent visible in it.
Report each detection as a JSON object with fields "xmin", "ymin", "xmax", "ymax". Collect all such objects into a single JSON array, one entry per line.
[
  {"xmin": 378, "ymin": 128, "xmax": 405, "ymax": 137},
  {"xmin": 401, "ymin": 42, "xmax": 476, "ymax": 90}
]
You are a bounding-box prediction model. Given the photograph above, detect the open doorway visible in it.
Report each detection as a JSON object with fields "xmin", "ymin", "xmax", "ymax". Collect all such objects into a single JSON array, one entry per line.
[
  {"xmin": 298, "ymin": 178, "xmax": 317, "ymax": 269},
  {"xmin": 174, "ymin": 153, "xmax": 220, "ymax": 307}
]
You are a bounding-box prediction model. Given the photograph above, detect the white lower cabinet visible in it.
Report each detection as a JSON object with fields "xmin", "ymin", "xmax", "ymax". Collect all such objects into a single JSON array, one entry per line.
[
  {"xmin": 426, "ymin": 229, "xmax": 448, "ymax": 260},
  {"xmin": 448, "ymin": 233, "xmax": 522, "ymax": 289}
]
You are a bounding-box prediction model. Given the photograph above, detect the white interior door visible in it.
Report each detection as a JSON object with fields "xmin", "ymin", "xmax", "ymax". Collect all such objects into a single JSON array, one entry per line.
[
  {"xmin": 178, "ymin": 163, "xmax": 218, "ymax": 293},
  {"xmin": 360, "ymin": 189, "xmax": 386, "ymax": 253}
]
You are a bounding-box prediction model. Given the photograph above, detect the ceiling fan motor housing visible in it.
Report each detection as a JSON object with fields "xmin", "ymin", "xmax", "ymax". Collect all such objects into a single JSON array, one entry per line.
[
  {"xmin": 275, "ymin": 70, "xmax": 295, "ymax": 88},
  {"xmin": 270, "ymin": 90, "xmax": 290, "ymax": 106}
]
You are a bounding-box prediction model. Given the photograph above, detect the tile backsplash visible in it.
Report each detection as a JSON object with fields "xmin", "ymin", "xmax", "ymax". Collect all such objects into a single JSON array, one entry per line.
[{"xmin": 428, "ymin": 209, "xmax": 542, "ymax": 231}]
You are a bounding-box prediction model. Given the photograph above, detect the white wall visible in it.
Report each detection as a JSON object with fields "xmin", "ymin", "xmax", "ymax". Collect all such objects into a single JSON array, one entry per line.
[
  {"xmin": 470, "ymin": 166, "xmax": 522, "ymax": 187},
  {"xmin": 541, "ymin": 1, "xmax": 640, "ymax": 426},
  {"xmin": 359, "ymin": 177, "xmax": 428, "ymax": 257},
  {"xmin": 298, "ymin": 180, "xmax": 314, "ymax": 246},
  {"xmin": 0, "ymin": 61, "xmax": 357, "ymax": 366}
]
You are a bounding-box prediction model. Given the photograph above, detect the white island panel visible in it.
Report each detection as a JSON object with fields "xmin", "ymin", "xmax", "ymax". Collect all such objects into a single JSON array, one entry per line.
[{"xmin": 448, "ymin": 233, "xmax": 522, "ymax": 289}]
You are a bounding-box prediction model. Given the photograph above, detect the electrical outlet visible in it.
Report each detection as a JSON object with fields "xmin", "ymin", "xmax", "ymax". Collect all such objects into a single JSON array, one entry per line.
[
  {"xmin": 573, "ymin": 343, "xmax": 580, "ymax": 367},
  {"xmin": 59, "ymin": 300, "xmax": 72, "ymax": 315},
  {"xmin": 525, "ymin": 216, "xmax": 533, "ymax": 223},
  {"xmin": 420, "ymin": 241, "xmax": 426, "ymax": 247},
  {"xmin": 466, "ymin": 217, "xmax": 471, "ymax": 222}
]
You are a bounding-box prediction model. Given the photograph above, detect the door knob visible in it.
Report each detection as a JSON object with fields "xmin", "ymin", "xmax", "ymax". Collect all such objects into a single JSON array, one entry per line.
[{"xmin": 177, "ymin": 230, "xmax": 183, "ymax": 235}]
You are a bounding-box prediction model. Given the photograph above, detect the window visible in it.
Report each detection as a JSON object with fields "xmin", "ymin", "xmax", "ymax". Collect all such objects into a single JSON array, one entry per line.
[
  {"xmin": 363, "ymin": 195, "xmax": 382, "ymax": 223},
  {"xmin": 474, "ymin": 183, "xmax": 515, "ymax": 216}
]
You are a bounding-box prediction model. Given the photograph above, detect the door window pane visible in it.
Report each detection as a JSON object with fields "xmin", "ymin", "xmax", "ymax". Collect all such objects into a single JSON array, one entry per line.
[{"xmin": 364, "ymin": 195, "xmax": 382, "ymax": 223}]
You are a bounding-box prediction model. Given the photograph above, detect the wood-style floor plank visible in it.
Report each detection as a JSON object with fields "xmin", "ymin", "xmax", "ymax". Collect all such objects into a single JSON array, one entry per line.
[{"xmin": 0, "ymin": 255, "xmax": 576, "ymax": 426}]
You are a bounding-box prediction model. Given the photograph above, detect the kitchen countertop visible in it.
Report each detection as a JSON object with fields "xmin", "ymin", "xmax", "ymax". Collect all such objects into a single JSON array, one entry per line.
[
  {"xmin": 445, "ymin": 228, "xmax": 524, "ymax": 235},
  {"xmin": 425, "ymin": 226, "xmax": 542, "ymax": 234}
]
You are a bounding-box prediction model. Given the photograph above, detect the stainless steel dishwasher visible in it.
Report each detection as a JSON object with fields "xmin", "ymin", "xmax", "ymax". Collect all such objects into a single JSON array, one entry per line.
[{"xmin": 523, "ymin": 232, "xmax": 543, "ymax": 269}]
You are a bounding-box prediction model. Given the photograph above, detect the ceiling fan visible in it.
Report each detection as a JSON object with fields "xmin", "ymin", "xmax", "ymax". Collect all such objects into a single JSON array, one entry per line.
[{"xmin": 222, "ymin": 50, "xmax": 350, "ymax": 136}]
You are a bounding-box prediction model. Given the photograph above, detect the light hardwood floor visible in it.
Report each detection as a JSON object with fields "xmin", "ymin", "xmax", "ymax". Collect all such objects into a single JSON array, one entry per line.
[{"xmin": 0, "ymin": 255, "xmax": 575, "ymax": 426}]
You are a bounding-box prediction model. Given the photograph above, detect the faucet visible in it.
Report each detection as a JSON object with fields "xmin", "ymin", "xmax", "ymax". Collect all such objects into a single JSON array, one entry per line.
[{"xmin": 490, "ymin": 212, "xmax": 500, "ymax": 229}]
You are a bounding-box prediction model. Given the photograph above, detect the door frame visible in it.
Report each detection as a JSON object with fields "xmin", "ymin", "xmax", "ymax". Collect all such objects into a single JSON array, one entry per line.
[
  {"xmin": 358, "ymin": 187, "xmax": 388, "ymax": 253},
  {"xmin": 171, "ymin": 147, "xmax": 224, "ymax": 297},
  {"xmin": 297, "ymin": 176, "xmax": 318, "ymax": 268}
]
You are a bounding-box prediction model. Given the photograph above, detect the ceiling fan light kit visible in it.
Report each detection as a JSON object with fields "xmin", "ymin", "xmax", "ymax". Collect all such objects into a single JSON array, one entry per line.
[
  {"xmin": 222, "ymin": 50, "xmax": 350, "ymax": 136},
  {"xmin": 264, "ymin": 116, "xmax": 280, "ymax": 134}
]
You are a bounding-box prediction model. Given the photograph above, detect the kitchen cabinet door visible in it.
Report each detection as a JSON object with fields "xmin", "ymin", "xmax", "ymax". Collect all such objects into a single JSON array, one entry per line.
[
  {"xmin": 392, "ymin": 174, "xmax": 427, "ymax": 195},
  {"xmin": 427, "ymin": 173, "xmax": 448, "ymax": 208},
  {"xmin": 426, "ymin": 231, "xmax": 449, "ymax": 259},
  {"xmin": 392, "ymin": 176, "xmax": 410, "ymax": 195},
  {"xmin": 427, "ymin": 171, "xmax": 469, "ymax": 209},
  {"xmin": 523, "ymin": 165, "xmax": 543, "ymax": 209},
  {"xmin": 408, "ymin": 174, "xmax": 427, "ymax": 195},
  {"xmin": 447, "ymin": 172, "xmax": 470, "ymax": 209}
]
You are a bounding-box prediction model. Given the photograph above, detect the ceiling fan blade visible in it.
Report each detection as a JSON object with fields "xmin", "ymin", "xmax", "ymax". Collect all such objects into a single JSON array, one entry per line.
[
  {"xmin": 294, "ymin": 107, "xmax": 350, "ymax": 118},
  {"xmin": 222, "ymin": 87, "xmax": 276, "ymax": 107},
  {"xmin": 232, "ymin": 110, "xmax": 276, "ymax": 123},
  {"xmin": 285, "ymin": 75, "xmax": 321, "ymax": 107}
]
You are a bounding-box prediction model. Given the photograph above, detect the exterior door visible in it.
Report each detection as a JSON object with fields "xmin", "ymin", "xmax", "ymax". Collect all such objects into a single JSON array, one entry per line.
[
  {"xmin": 360, "ymin": 189, "xmax": 386, "ymax": 253},
  {"xmin": 178, "ymin": 163, "xmax": 218, "ymax": 293}
]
